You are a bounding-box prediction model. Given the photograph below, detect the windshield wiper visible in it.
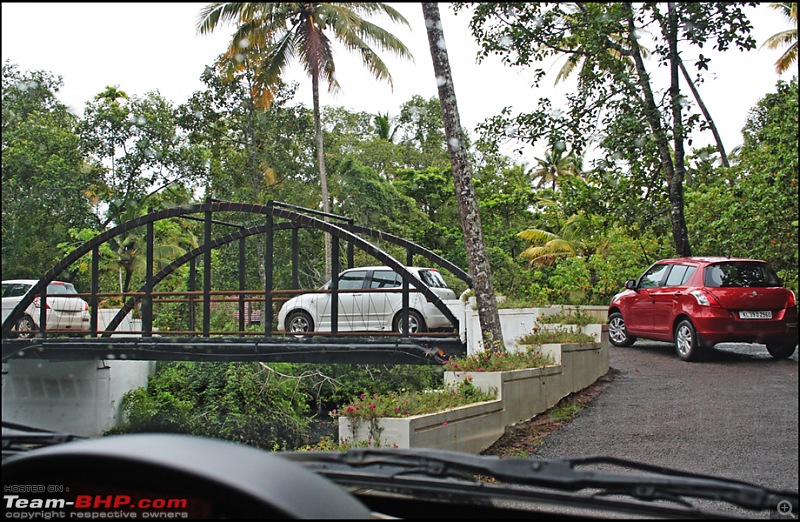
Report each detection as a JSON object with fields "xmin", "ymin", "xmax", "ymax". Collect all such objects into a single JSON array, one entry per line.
[
  {"xmin": 281, "ymin": 448, "xmax": 798, "ymax": 518},
  {"xmin": 2, "ymin": 421, "xmax": 85, "ymax": 461}
]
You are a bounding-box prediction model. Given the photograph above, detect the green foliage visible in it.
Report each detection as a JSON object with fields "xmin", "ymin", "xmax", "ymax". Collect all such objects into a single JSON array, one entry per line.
[
  {"xmin": 446, "ymin": 348, "xmax": 555, "ymax": 372},
  {"xmin": 295, "ymin": 436, "xmax": 381, "ymax": 452},
  {"xmin": 2, "ymin": 61, "xmax": 98, "ymax": 280},
  {"xmin": 299, "ymin": 364, "xmax": 444, "ymax": 413},
  {"xmin": 550, "ymin": 403, "xmax": 583, "ymax": 423},
  {"xmin": 686, "ymin": 78, "xmax": 798, "ymax": 291},
  {"xmin": 334, "ymin": 377, "xmax": 497, "ymax": 421},
  {"xmin": 516, "ymin": 328, "xmax": 596, "ymax": 347},
  {"xmin": 537, "ymin": 307, "xmax": 597, "ymax": 326},
  {"xmin": 111, "ymin": 362, "xmax": 311, "ymax": 450}
]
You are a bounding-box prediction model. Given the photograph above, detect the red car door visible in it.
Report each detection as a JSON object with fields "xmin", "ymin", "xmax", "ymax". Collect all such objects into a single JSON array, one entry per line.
[
  {"xmin": 626, "ymin": 263, "xmax": 671, "ymax": 336},
  {"xmin": 649, "ymin": 264, "xmax": 698, "ymax": 337}
]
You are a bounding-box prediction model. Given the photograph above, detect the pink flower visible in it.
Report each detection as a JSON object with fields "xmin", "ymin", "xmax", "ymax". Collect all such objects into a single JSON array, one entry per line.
[
  {"xmin": 442, "ymin": 422, "xmax": 448, "ymax": 426},
  {"xmin": 403, "ymin": 410, "xmax": 409, "ymax": 415},
  {"xmin": 373, "ymin": 393, "xmax": 378, "ymax": 399},
  {"xmin": 477, "ymin": 367, "xmax": 484, "ymax": 372},
  {"xmin": 453, "ymin": 363, "xmax": 459, "ymax": 369},
  {"xmin": 360, "ymin": 393, "xmax": 365, "ymax": 399},
  {"xmin": 347, "ymin": 406, "xmax": 354, "ymax": 412},
  {"xmin": 395, "ymin": 407, "xmax": 400, "ymax": 412},
  {"xmin": 355, "ymin": 405, "xmax": 361, "ymax": 410},
  {"xmin": 332, "ymin": 409, "xmax": 337, "ymax": 414},
  {"xmin": 369, "ymin": 404, "xmax": 376, "ymax": 409}
]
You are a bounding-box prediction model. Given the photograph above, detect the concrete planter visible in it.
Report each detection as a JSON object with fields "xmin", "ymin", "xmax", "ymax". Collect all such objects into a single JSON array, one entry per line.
[
  {"xmin": 339, "ymin": 398, "xmax": 504, "ymax": 454},
  {"xmin": 464, "ymin": 303, "xmax": 607, "ymax": 354},
  {"xmin": 338, "ymin": 325, "xmax": 609, "ymax": 453}
]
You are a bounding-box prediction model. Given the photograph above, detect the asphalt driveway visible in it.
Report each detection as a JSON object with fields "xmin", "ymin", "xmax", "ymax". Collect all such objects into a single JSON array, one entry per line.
[{"xmin": 533, "ymin": 340, "xmax": 798, "ymax": 516}]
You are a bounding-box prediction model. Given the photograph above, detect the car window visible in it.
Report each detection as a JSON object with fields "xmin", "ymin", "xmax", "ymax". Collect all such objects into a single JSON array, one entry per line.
[
  {"xmin": 4, "ymin": 283, "xmax": 31, "ymax": 298},
  {"xmin": 638, "ymin": 264, "xmax": 670, "ymax": 289},
  {"xmin": 337, "ymin": 270, "xmax": 367, "ymax": 290},
  {"xmin": 419, "ymin": 269, "xmax": 448, "ymax": 289},
  {"xmin": 370, "ymin": 271, "xmax": 402, "ymax": 288},
  {"xmin": 47, "ymin": 282, "xmax": 77, "ymax": 295},
  {"xmin": 664, "ymin": 265, "xmax": 696, "ymax": 287},
  {"xmin": 704, "ymin": 262, "xmax": 781, "ymax": 288}
]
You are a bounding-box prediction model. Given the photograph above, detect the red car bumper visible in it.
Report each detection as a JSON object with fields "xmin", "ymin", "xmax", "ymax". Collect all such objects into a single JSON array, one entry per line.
[{"xmin": 691, "ymin": 306, "xmax": 798, "ymax": 347}]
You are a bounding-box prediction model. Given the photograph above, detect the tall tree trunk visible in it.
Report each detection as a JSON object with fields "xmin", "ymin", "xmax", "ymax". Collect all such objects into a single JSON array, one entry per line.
[
  {"xmin": 623, "ymin": 2, "xmax": 691, "ymax": 256},
  {"xmin": 312, "ymin": 71, "xmax": 332, "ymax": 281},
  {"xmin": 421, "ymin": 2, "xmax": 504, "ymax": 352},
  {"xmin": 666, "ymin": 3, "xmax": 691, "ymax": 257}
]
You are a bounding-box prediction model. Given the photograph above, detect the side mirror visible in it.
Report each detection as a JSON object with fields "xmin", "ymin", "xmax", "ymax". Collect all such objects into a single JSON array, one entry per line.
[{"xmin": 625, "ymin": 279, "xmax": 638, "ymax": 290}]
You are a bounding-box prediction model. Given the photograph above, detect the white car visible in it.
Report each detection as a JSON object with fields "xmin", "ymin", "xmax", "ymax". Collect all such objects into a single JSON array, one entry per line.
[
  {"xmin": 2, "ymin": 279, "xmax": 90, "ymax": 338},
  {"xmin": 276, "ymin": 266, "xmax": 458, "ymax": 334}
]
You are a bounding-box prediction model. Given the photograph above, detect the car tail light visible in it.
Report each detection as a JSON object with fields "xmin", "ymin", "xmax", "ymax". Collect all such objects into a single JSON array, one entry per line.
[
  {"xmin": 788, "ymin": 290, "xmax": 797, "ymax": 308},
  {"xmin": 33, "ymin": 297, "xmax": 52, "ymax": 309},
  {"xmin": 84, "ymin": 302, "xmax": 89, "ymax": 311},
  {"xmin": 690, "ymin": 290, "xmax": 720, "ymax": 307}
]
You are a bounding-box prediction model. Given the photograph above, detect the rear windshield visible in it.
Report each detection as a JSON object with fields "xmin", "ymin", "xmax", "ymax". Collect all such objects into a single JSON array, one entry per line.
[
  {"xmin": 47, "ymin": 282, "xmax": 78, "ymax": 295},
  {"xmin": 419, "ymin": 269, "xmax": 448, "ymax": 289},
  {"xmin": 704, "ymin": 262, "xmax": 781, "ymax": 288}
]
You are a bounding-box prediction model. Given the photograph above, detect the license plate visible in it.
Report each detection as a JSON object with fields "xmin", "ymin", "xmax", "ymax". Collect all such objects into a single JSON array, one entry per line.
[{"xmin": 739, "ymin": 310, "xmax": 772, "ymax": 319}]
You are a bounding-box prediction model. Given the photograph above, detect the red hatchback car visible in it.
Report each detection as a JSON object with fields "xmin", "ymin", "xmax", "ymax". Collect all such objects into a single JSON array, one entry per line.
[{"xmin": 608, "ymin": 257, "xmax": 798, "ymax": 361}]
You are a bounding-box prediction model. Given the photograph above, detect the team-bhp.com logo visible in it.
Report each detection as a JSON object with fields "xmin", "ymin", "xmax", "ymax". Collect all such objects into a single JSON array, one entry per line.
[{"xmin": 4, "ymin": 491, "xmax": 192, "ymax": 519}]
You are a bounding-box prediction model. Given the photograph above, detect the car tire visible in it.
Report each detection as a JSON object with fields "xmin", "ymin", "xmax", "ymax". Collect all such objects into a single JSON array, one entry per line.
[
  {"xmin": 765, "ymin": 341, "xmax": 797, "ymax": 359},
  {"xmin": 674, "ymin": 319, "xmax": 703, "ymax": 362},
  {"xmin": 608, "ymin": 312, "xmax": 635, "ymax": 347},
  {"xmin": 393, "ymin": 310, "xmax": 426, "ymax": 334},
  {"xmin": 286, "ymin": 311, "xmax": 314, "ymax": 333},
  {"xmin": 15, "ymin": 315, "xmax": 37, "ymax": 339}
]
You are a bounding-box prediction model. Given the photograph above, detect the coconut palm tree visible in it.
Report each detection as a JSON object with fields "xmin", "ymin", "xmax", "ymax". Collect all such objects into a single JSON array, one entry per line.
[
  {"xmin": 374, "ymin": 112, "xmax": 398, "ymax": 142},
  {"xmin": 762, "ymin": 2, "xmax": 798, "ymax": 74},
  {"xmin": 529, "ymin": 145, "xmax": 582, "ymax": 191},
  {"xmin": 517, "ymin": 212, "xmax": 598, "ymax": 266},
  {"xmin": 197, "ymin": 3, "xmax": 413, "ymax": 279}
]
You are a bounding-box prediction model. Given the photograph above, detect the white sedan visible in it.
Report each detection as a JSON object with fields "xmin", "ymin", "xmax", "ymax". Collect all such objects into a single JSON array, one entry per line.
[
  {"xmin": 276, "ymin": 266, "xmax": 458, "ymax": 334},
  {"xmin": 2, "ymin": 279, "xmax": 90, "ymax": 338}
]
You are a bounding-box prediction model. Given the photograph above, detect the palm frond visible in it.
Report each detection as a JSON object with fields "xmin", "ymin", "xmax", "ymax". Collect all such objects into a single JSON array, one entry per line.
[{"xmin": 517, "ymin": 228, "xmax": 558, "ymax": 244}]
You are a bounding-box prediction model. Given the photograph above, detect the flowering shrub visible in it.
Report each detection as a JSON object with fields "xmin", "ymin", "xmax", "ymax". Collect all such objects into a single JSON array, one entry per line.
[
  {"xmin": 444, "ymin": 348, "xmax": 554, "ymax": 372},
  {"xmin": 334, "ymin": 378, "xmax": 496, "ymax": 421}
]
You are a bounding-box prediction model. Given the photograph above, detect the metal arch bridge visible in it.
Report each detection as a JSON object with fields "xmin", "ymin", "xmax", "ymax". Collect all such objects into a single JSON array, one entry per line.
[{"xmin": 2, "ymin": 200, "xmax": 471, "ymax": 366}]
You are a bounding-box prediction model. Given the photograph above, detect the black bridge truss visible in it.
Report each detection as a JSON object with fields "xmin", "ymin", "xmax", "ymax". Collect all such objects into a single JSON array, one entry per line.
[{"xmin": 2, "ymin": 200, "xmax": 471, "ymax": 365}]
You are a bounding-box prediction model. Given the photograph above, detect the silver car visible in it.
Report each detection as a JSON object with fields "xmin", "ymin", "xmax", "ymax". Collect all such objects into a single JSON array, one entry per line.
[
  {"xmin": 1, "ymin": 279, "xmax": 90, "ymax": 338},
  {"xmin": 276, "ymin": 266, "xmax": 457, "ymax": 333}
]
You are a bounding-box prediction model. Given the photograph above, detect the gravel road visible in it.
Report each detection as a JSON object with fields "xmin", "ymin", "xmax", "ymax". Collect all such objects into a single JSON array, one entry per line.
[{"xmin": 530, "ymin": 340, "xmax": 798, "ymax": 517}]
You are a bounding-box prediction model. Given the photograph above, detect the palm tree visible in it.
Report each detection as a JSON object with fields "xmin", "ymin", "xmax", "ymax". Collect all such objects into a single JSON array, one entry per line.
[
  {"xmin": 762, "ymin": 2, "xmax": 798, "ymax": 75},
  {"xmin": 529, "ymin": 145, "xmax": 581, "ymax": 191},
  {"xmin": 374, "ymin": 112, "xmax": 398, "ymax": 142},
  {"xmin": 517, "ymin": 212, "xmax": 599, "ymax": 266},
  {"xmin": 197, "ymin": 3, "xmax": 413, "ymax": 280}
]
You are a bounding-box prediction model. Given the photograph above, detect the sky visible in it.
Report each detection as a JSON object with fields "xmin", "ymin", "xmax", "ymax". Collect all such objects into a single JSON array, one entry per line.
[{"xmin": 1, "ymin": 2, "xmax": 795, "ymax": 162}]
